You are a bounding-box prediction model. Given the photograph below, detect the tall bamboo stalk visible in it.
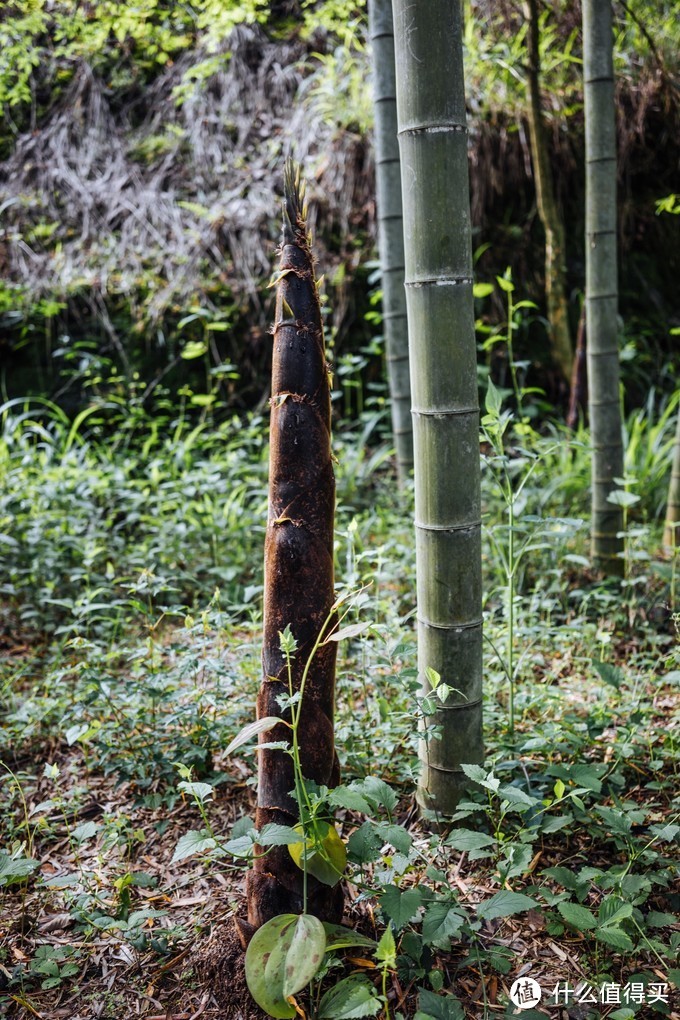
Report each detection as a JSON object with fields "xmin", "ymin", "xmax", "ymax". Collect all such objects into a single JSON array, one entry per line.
[
  {"xmin": 525, "ymin": 0, "xmax": 574, "ymax": 383},
  {"xmin": 584, "ymin": 0, "xmax": 624, "ymax": 575},
  {"xmin": 663, "ymin": 405, "xmax": 680, "ymax": 551},
  {"xmin": 247, "ymin": 161, "xmax": 342, "ymax": 928},
  {"xmin": 368, "ymin": 0, "xmax": 412, "ymax": 483},
  {"xmin": 392, "ymin": 0, "xmax": 483, "ymax": 815}
]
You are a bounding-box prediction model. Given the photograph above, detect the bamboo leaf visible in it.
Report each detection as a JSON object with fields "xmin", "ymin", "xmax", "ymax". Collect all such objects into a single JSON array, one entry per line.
[
  {"xmin": 224, "ymin": 716, "xmax": 290, "ymax": 756},
  {"xmin": 325, "ymin": 622, "xmax": 371, "ymax": 643}
]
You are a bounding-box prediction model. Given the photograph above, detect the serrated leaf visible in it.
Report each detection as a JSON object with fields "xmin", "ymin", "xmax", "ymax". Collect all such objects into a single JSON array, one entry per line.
[
  {"xmin": 379, "ymin": 885, "xmax": 424, "ymax": 930},
  {"xmin": 177, "ymin": 780, "xmax": 213, "ymax": 801},
  {"xmin": 557, "ymin": 901, "xmax": 597, "ymax": 931},
  {"xmin": 599, "ymin": 897, "xmax": 633, "ymax": 927},
  {"xmin": 225, "ymin": 716, "xmax": 290, "ymax": 756},
  {"xmin": 459, "ymin": 763, "xmax": 499, "ymax": 792},
  {"xmin": 376, "ymin": 924, "xmax": 396, "ymax": 965},
  {"xmin": 445, "ymin": 829, "xmax": 496, "ymax": 852},
  {"xmin": 382, "ymin": 823, "xmax": 413, "ymax": 854},
  {"xmin": 416, "ymin": 987, "xmax": 465, "ymax": 1020},
  {"xmin": 318, "ymin": 974, "xmax": 381, "ymax": 1018},
  {"xmin": 258, "ymin": 823, "xmax": 305, "ymax": 847},
  {"xmin": 498, "ymin": 784, "xmax": 538, "ymax": 807},
  {"xmin": 356, "ymin": 776, "xmax": 398, "ymax": 814},
  {"xmin": 541, "ymin": 814, "xmax": 572, "ymax": 833},
  {"xmin": 477, "ymin": 890, "xmax": 538, "ymax": 921},
  {"xmin": 347, "ymin": 821, "xmax": 382, "ymax": 864},
  {"xmin": 485, "ymin": 378, "xmax": 502, "ymax": 417},
  {"xmin": 171, "ymin": 829, "xmax": 217, "ymax": 863},
  {"xmin": 422, "ymin": 902, "xmax": 466, "ymax": 947},
  {"xmin": 592, "ymin": 658, "xmax": 623, "ymax": 689},
  {"xmin": 328, "ymin": 786, "xmax": 373, "ymax": 815},
  {"xmin": 595, "ymin": 926, "xmax": 634, "ymax": 951},
  {"xmin": 645, "ymin": 910, "xmax": 678, "ymax": 928},
  {"xmin": 223, "ymin": 834, "xmax": 256, "ymax": 857}
]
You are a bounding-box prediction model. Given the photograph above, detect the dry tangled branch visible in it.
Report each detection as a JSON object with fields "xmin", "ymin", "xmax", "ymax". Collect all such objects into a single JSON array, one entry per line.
[{"xmin": 0, "ymin": 24, "xmax": 373, "ymax": 328}]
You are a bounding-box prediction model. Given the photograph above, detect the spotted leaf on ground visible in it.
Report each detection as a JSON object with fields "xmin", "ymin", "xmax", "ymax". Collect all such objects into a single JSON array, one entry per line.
[{"xmin": 245, "ymin": 913, "xmax": 326, "ymax": 1018}]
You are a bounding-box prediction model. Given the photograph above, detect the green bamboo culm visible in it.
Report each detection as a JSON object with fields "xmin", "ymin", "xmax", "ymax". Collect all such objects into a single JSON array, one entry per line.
[
  {"xmin": 663, "ymin": 405, "xmax": 680, "ymax": 551},
  {"xmin": 392, "ymin": 0, "xmax": 483, "ymax": 815},
  {"xmin": 368, "ymin": 0, "xmax": 413, "ymax": 483},
  {"xmin": 584, "ymin": 0, "xmax": 625, "ymax": 576},
  {"xmin": 247, "ymin": 160, "xmax": 342, "ymax": 928}
]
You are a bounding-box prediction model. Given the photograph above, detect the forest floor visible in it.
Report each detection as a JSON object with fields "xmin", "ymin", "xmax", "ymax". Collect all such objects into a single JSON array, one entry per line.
[{"xmin": 1, "ymin": 607, "xmax": 679, "ymax": 1020}]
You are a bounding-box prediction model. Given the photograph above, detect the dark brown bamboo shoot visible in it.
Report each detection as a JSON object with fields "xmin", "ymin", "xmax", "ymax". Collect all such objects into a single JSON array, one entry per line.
[{"xmin": 247, "ymin": 161, "xmax": 342, "ymax": 929}]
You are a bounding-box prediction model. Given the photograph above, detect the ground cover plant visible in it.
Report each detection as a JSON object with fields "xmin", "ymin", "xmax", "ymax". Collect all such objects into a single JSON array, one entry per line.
[
  {"xmin": 0, "ymin": 5, "xmax": 678, "ymax": 1018},
  {"xmin": 0, "ymin": 385, "xmax": 678, "ymax": 1019}
]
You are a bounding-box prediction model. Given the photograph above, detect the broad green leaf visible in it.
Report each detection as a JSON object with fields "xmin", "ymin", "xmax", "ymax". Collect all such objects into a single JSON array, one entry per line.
[
  {"xmin": 288, "ymin": 822, "xmax": 346, "ymax": 886},
  {"xmin": 171, "ymin": 829, "xmax": 217, "ymax": 863},
  {"xmin": 541, "ymin": 814, "xmax": 572, "ymax": 833},
  {"xmin": 0, "ymin": 851, "xmax": 40, "ymax": 886},
  {"xmin": 257, "ymin": 824, "xmax": 304, "ymax": 847},
  {"xmin": 498, "ymin": 784, "xmax": 537, "ymax": 807},
  {"xmin": 496, "ymin": 274, "xmax": 515, "ymax": 293},
  {"xmin": 375, "ymin": 924, "xmax": 396, "ymax": 966},
  {"xmin": 382, "ymin": 823, "xmax": 413, "ymax": 854},
  {"xmin": 347, "ymin": 821, "xmax": 382, "ymax": 864},
  {"xmin": 607, "ymin": 489, "xmax": 640, "ymax": 507},
  {"xmin": 224, "ymin": 716, "xmax": 290, "ymax": 756},
  {"xmin": 282, "ymin": 915, "xmax": 327, "ymax": 997},
  {"xmin": 328, "ymin": 786, "xmax": 373, "ymax": 815},
  {"xmin": 445, "ymin": 829, "xmax": 496, "ymax": 852},
  {"xmin": 416, "ymin": 987, "xmax": 465, "ymax": 1020},
  {"xmin": 645, "ymin": 911, "xmax": 678, "ymax": 928},
  {"xmin": 460, "ymin": 763, "xmax": 499, "ymax": 793},
  {"xmin": 322, "ymin": 923, "xmax": 377, "ymax": 952},
  {"xmin": 71, "ymin": 821, "xmax": 97, "ymax": 842},
  {"xmin": 379, "ymin": 885, "xmax": 424, "ymax": 930},
  {"xmin": 599, "ymin": 897, "xmax": 633, "ymax": 927},
  {"xmin": 476, "ymin": 890, "xmax": 538, "ymax": 921},
  {"xmin": 557, "ymin": 901, "xmax": 597, "ymax": 931},
  {"xmin": 357, "ymin": 776, "xmax": 398, "ymax": 814},
  {"xmin": 318, "ymin": 974, "xmax": 381, "ymax": 1018},
  {"xmin": 592, "ymin": 659, "xmax": 623, "ymax": 689},
  {"xmin": 648, "ymin": 822, "xmax": 680, "ymax": 842},
  {"xmin": 422, "ymin": 901, "xmax": 466, "ymax": 947},
  {"xmin": 245, "ymin": 913, "xmax": 326, "ymax": 1018},
  {"xmin": 245, "ymin": 915, "xmax": 297, "ymax": 1018},
  {"xmin": 178, "ymin": 780, "xmax": 213, "ymax": 801},
  {"xmin": 595, "ymin": 926, "xmax": 634, "ymax": 951}
]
